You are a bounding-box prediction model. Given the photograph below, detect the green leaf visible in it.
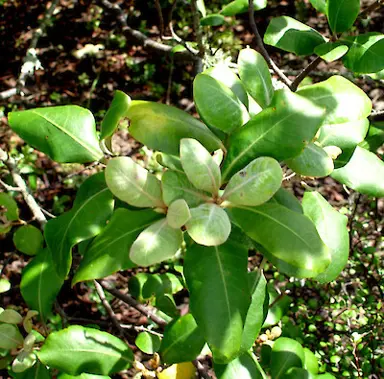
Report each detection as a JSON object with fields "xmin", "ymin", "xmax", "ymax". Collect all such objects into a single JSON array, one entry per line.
[
  {"xmin": 302, "ymin": 192, "xmax": 349, "ymax": 283},
  {"xmin": 161, "ymin": 171, "xmax": 210, "ymax": 207},
  {"xmin": 156, "ymin": 294, "xmax": 179, "ymax": 317},
  {"xmin": 269, "ymin": 188, "xmax": 303, "ymax": 214},
  {"xmin": 127, "ymin": 101, "xmax": 223, "ymax": 155},
  {"xmin": 0, "ymin": 324, "xmax": 23, "ymax": 349},
  {"xmin": 204, "ymin": 64, "xmax": 249, "ymax": 108},
  {"xmin": 167, "ymin": 199, "xmax": 191, "ymax": 229},
  {"xmin": 21, "ymin": 248, "xmax": 65, "ymax": 322},
  {"xmin": 58, "ymin": 374, "xmax": 110, "ymax": 379},
  {"xmin": 73, "ymin": 208, "xmax": 161, "ymax": 284},
  {"xmin": 309, "ymin": 0, "xmax": 326, "ymax": 13},
  {"xmin": 8, "ymin": 106, "xmax": 103, "ymax": 163},
  {"xmin": 231, "ymin": 204, "xmax": 330, "ymax": 278},
  {"xmin": 194, "ymin": 74, "xmax": 249, "ymax": 134},
  {"xmin": 0, "ymin": 192, "xmax": 18, "ymax": 222},
  {"xmin": 264, "ymin": 16, "xmax": 326, "ymax": 56},
  {"xmin": 223, "ymin": 157, "xmax": 282, "ymax": 206},
  {"xmin": 100, "ymin": 90, "xmax": 131, "ymax": 139},
  {"xmin": 215, "ymin": 351, "xmax": 266, "ymax": 379},
  {"xmin": 11, "ymin": 362, "xmax": 51, "ymax": 379},
  {"xmin": 186, "ymin": 203, "xmax": 231, "ymax": 246},
  {"xmin": 221, "ymin": 0, "xmax": 267, "ymax": 16},
  {"xmin": 130, "ymin": 219, "xmax": 183, "ymax": 267},
  {"xmin": 37, "ymin": 326, "xmax": 133, "ymax": 376},
  {"xmin": 180, "ymin": 138, "xmax": 221, "ymax": 195},
  {"xmin": 0, "ymin": 278, "xmax": 11, "ymax": 293},
  {"xmin": 196, "ymin": 0, "xmax": 206, "ymax": 17},
  {"xmin": 360, "ymin": 124, "xmax": 384, "ymax": 152},
  {"xmin": 263, "ymin": 285, "xmax": 292, "ymax": 328},
  {"xmin": 13, "ymin": 225, "xmax": 43, "ymax": 256},
  {"xmin": 140, "ymin": 273, "xmax": 183, "ymax": 300},
  {"xmin": 45, "ymin": 173, "xmax": 114, "ymax": 277},
  {"xmin": 284, "ymin": 368, "xmax": 315, "ymax": 379},
  {"xmin": 0, "ymin": 309, "xmax": 23, "ymax": 324},
  {"xmin": 303, "ymin": 348, "xmax": 319, "ymax": 374},
  {"xmin": 160, "ymin": 314, "xmax": 205, "ymax": 364},
  {"xmin": 342, "ymin": 33, "xmax": 384, "ymax": 74},
  {"xmin": 156, "ymin": 153, "xmax": 184, "ymax": 173},
  {"xmin": 135, "ymin": 332, "xmax": 161, "ymax": 354},
  {"xmin": 222, "ymin": 89, "xmax": 325, "ymax": 180},
  {"xmin": 128, "ymin": 272, "xmax": 150, "ymax": 301},
  {"xmin": 286, "ymin": 143, "xmax": 334, "ymax": 177},
  {"xmin": 314, "ymin": 42, "xmax": 349, "ymax": 62},
  {"xmin": 270, "ymin": 337, "xmax": 305, "ymax": 379},
  {"xmin": 238, "ymin": 48, "xmax": 274, "ymax": 108},
  {"xmin": 327, "ymin": 0, "xmax": 360, "ymax": 34},
  {"xmin": 184, "ymin": 240, "xmax": 250, "ymax": 363},
  {"xmin": 241, "ymin": 271, "xmax": 269, "ymax": 352},
  {"xmin": 105, "ymin": 157, "xmax": 164, "ymax": 208},
  {"xmin": 331, "ymin": 146, "xmax": 384, "ymax": 197},
  {"xmin": 200, "ymin": 14, "xmax": 225, "ymax": 26},
  {"xmin": 12, "ymin": 351, "xmax": 36, "ymax": 373}
]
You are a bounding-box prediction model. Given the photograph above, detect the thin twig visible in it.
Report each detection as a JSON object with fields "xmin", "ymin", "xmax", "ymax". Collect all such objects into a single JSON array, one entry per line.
[
  {"xmin": 191, "ymin": 0, "xmax": 205, "ymax": 58},
  {"xmin": 0, "ymin": 179, "xmax": 21, "ymax": 192},
  {"xmin": 291, "ymin": 56, "xmax": 323, "ymax": 91},
  {"xmin": 248, "ymin": 0, "xmax": 292, "ymax": 87},
  {"xmin": 154, "ymin": 0, "xmax": 165, "ymax": 38},
  {"xmin": 120, "ymin": 324, "xmax": 163, "ymax": 337}
]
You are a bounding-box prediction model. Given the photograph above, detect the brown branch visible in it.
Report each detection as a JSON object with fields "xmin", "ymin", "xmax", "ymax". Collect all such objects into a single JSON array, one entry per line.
[
  {"xmin": 154, "ymin": 0, "xmax": 165, "ymax": 38},
  {"xmin": 248, "ymin": 0, "xmax": 292, "ymax": 87},
  {"xmin": 291, "ymin": 56, "xmax": 323, "ymax": 91}
]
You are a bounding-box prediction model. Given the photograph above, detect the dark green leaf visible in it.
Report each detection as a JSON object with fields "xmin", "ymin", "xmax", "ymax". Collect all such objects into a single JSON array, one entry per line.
[
  {"xmin": 128, "ymin": 272, "xmax": 150, "ymax": 301},
  {"xmin": 156, "ymin": 294, "xmax": 179, "ymax": 317},
  {"xmin": 268, "ymin": 188, "xmax": 303, "ymax": 214},
  {"xmin": 13, "ymin": 225, "xmax": 43, "ymax": 256},
  {"xmin": 327, "ymin": 0, "xmax": 360, "ymax": 34},
  {"xmin": 264, "ymin": 17, "xmax": 326, "ymax": 56},
  {"xmin": 135, "ymin": 332, "xmax": 161, "ymax": 354},
  {"xmin": 37, "ymin": 326, "xmax": 133, "ymax": 376},
  {"xmin": 359, "ymin": 124, "xmax": 384, "ymax": 152},
  {"xmin": 184, "ymin": 240, "xmax": 250, "ymax": 363},
  {"xmin": 8, "ymin": 106, "xmax": 103, "ymax": 163},
  {"xmin": 263, "ymin": 284, "xmax": 292, "ymax": 328},
  {"xmin": 10, "ymin": 362, "xmax": 51, "ymax": 379},
  {"xmin": 314, "ymin": 42, "xmax": 349, "ymax": 62},
  {"xmin": 58, "ymin": 374, "xmax": 110, "ymax": 379},
  {"xmin": 0, "ymin": 193, "xmax": 18, "ymax": 221},
  {"xmin": 200, "ymin": 14, "xmax": 225, "ymax": 26},
  {"xmin": 284, "ymin": 368, "xmax": 315, "ymax": 379}
]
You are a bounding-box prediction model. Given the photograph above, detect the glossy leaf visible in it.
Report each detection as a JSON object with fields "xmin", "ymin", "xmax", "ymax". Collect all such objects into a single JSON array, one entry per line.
[
  {"xmin": 221, "ymin": 0, "xmax": 267, "ymax": 16},
  {"xmin": 331, "ymin": 146, "xmax": 384, "ymax": 197},
  {"xmin": 105, "ymin": 157, "xmax": 164, "ymax": 208},
  {"xmin": 157, "ymin": 362, "xmax": 196, "ymax": 379},
  {"xmin": 127, "ymin": 101, "xmax": 223, "ymax": 155},
  {"xmin": 0, "ymin": 278, "xmax": 11, "ymax": 293},
  {"xmin": 130, "ymin": 219, "xmax": 183, "ymax": 267},
  {"xmin": 327, "ymin": 0, "xmax": 360, "ymax": 34},
  {"xmin": 286, "ymin": 143, "xmax": 334, "ymax": 177},
  {"xmin": 314, "ymin": 42, "xmax": 349, "ymax": 62},
  {"xmin": 309, "ymin": 0, "xmax": 326, "ymax": 13},
  {"xmin": 0, "ymin": 324, "xmax": 23, "ymax": 349},
  {"xmin": 160, "ymin": 314, "xmax": 206, "ymax": 364},
  {"xmin": 37, "ymin": 326, "xmax": 133, "ymax": 376},
  {"xmin": 184, "ymin": 240, "xmax": 250, "ymax": 363},
  {"xmin": 303, "ymin": 348, "xmax": 319, "ymax": 374},
  {"xmin": 269, "ymin": 188, "xmax": 303, "ymax": 214},
  {"xmin": 231, "ymin": 204, "xmax": 330, "ymax": 278},
  {"xmin": 100, "ymin": 90, "xmax": 131, "ymax": 139},
  {"xmin": 223, "ymin": 157, "xmax": 282, "ymax": 206},
  {"xmin": 11, "ymin": 362, "xmax": 51, "ymax": 379},
  {"xmin": 343, "ymin": 33, "xmax": 384, "ymax": 74},
  {"xmin": 180, "ymin": 138, "xmax": 221, "ymax": 194},
  {"xmin": 21, "ymin": 249, "xmax": 65, "ymax": 323},
  {"xmin": 270, "ymin": 337, "xmax": 305, "ymax": 379},
  {"xmin": 302, "ymin": 192, "xmax": 349, "ymax": 283},
  {"xmin": 194, "ymin": 74, "xmax": 249, "ymax": 134},
  {"xmin": 135, "ymin": 332, "xmax": 161, "ymax": 354},
  {"xmin": 264, "ymin": 16, "xmax": 325, "ymax": 56},
  {"xmin": 167, "ymin": 199, "xmax": 191, "ymax": 229},
  {"xmin": 13, "ymin": 225, "xmax": 43, "ymax": 256},
  {"xmin": 73, "ymin": 208, "xmax": 161, "ymax": 284},
  {"xmin": 161, "ymin": 171, "xmax": 210, "ymax": 207},
  {"xmin": 360, "ymin": 124, "xmax": 384, "ymax": 152},
  {"xmin": 238, "ymin": 48, "xmax": 274, "ymax": 108},
  {"xmin": 200, "ymin": 14, "xmax": 225, "ymax": 26},
  {"xmin": 215, "ymin": 352, "xmax": 265, "ymax": 379},
  {"xmin": 186, "ymin": 203, "xmax": 231, "ymax": 246},
  {"xmin": 8, "ymin": 106, "xmax": 103, "ymax": 163},
  {"xmin": 222, "ymin": 89, "xmax": 325, "ymax": 180},
  {"xmin": 45, "ymin": 173, "xmax": 114, "ymax": 277}
]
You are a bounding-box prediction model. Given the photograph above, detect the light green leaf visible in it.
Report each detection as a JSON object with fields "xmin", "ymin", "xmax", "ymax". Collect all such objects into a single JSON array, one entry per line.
[
  {"xmin": 155, "ymin": 153, "xmax": 184, "ymax": 173},
  {"xmin": 0, "ymin": 324, "xmax": 23, "ymax": 350},
  {"xmin": 37, "ymin": 326, "xmax": 133, "ymax": 376},
  {"xmin": 0, "ymin": 192, "xmax": 18, "ymax": 221},
  {"xmin": 314, "ymin": 42, "xmax": 349, "ymax": 62},
  {"xmin": 303, "ymin": 348, "xmax": 319, "ymax": 374},
  {"xmin": 221, "ymin": 0, "xmax": 267, "ymax": 16},
  {"xmin": 302, "ymin": 192, "xmax": 349, "ymax": 283},
  {"xmin": 45, "ymin": 173, "xmax": 114, "ymax": 277},
  {"xmin": 327, "ymin": 0, "xmax": 360, "ymax": 34},
  {"xmin": 73, "ymin": 208, "xmax": 161, "ymax": 284},
  {"xmin": 342, "ymin": 33, "xmax": 384, "ymax": 74},
  {"xmin": 238, "ymin": 48, "xmax": 274, "ymax": 108},
  {"xmin": 58, "ymin": 374, "xmax": 110, "ymax": 379},
  {"xmin": 286, "ymin": 143, "xmax": 334, "ymax": 177},
  {"xmin": 21, "ymin": 249, "xmax": 65, "ymax": 323},
  {"xmin": 269, "ymin": 188, "xmax": 303, "ymax": 214},
  {"xmin": 196, "ymin": 0, "xmax": 206, "ymax": 17},
  {"xmin": 127, "ymin": 101, "xmax": 223, "ymax": 155},
  {"xmin": 0, "ymin": 309, "xmax": 23, "ymax": 324},
  {"xmin": 284, "ymin": 368, "xmax": 315, "ymax": 379},
  {"xmin": 12, "ymin": 351, "xmax": 36, "ymax": 373},
  {"xmin": 105, "ymin": 157, "xmax": 164, "ymax": 208},
  {"xmin": 180, "ymin": 138, "xmax": 221, "ymax": 195},
  {"xmin": 135, "ymin": 332, "xmax": 161, "ymax": 354},
  {"xmin": 0, "ymin": 278, "xmax": 11, "ymax": 293},
  {"xmin": 186, "ymin": 203, "xmax": 231, "ymax": 246},
  {"xmin": 13, "ymin": 225, "xmax": 43, "ymax": 256},
  {"xmin": 270, "ymin": 337, "xmax": 305, "ymax": 379},
  {"xmin": 231, "ymin": 204, "xmax": 330, "ymax": 278},
  {"xmin": 8, "ymin": 106, "xmax": 103, "ymax": 163},
  {"xmin": 100, "ymin": 90, "xmax": 131, "ymax": 139},
  {"xmin": 167, "ymin": 199, "xmax": 191, "ymax": 229},
  {"xmin": 264, "ymin": 16, "xmax": 326, "ymax": 56},
  {"xmin": 194, "ymin": 74, "xmax": 249, "ymax": 134},
  {"xmin": 331, "ymin": 146, "xmax": 384, "ymax": 197},
  {"xmin": 200, "ymin": 14, "xmax": 225, "ymax": 26},
  {"xmin": 223, "ymin": 157, "xmax": 282, "ymax": 206},
  {"xmin": 130, "ymin": 219, "xmax": 183, "ymax": 267},
  {"xmin": 11, "ymin": 362, "xmax": 51, "ymax": 379},
  {"xmin": 222, "ymin": 89, "xmax": 325, "ymax": 180},
  {"xmin": 263, "ymin": 284, "xmax": 292, "ymax": 328},
  {"xmin": 309, "ymin": 0, "xmax": 326, "ymax": 13},
  {"xmin": 184, "ymin": 240, "xmax": 250, "ymax": 363}
]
